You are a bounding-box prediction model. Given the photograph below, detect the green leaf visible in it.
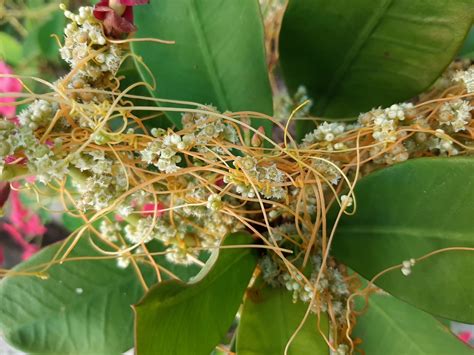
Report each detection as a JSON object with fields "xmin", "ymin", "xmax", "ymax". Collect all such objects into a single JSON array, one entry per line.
[
  {"xmin": 61, "ymin": 213, "xmax": 88, "ymax": 233},
  {"xmin": 131, "ymin": 0, "xmax": 273, "ymax": 134},
  {"xmin": 332, "ymin": 157, "xmax": 474, "ymax": 323},
  {"xmin": 237, "ymin": 277, "xmax": 329, "ymax": 355},
  {"xmin": 280, "ymin": 0, "xmax": 473, "ymax": 136},
  {"xmin": 354, "ymin": 293, "xmax": 472, "ymax": 354},
  {"xmin": 0, "ymin": 238, "xmax": 155, "ymax": 354},
  {"xmin": 0, "ymin": 32, "xmax": 23, "ymax": 65},
  {"xmin": 459, "ymin": 26, "xmax": 474, "ymax": 59},
  {"xmin": 134, "ymin": 232, "xmax": 258, "ymax": 355},
  {"xmin": 37, "ymin": 10, "xmax": 65, "ymax": 61}
]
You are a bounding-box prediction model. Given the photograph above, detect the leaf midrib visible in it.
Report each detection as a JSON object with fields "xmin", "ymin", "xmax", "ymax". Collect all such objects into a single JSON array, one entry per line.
[
  {"xmin": 318, "ymin": 0, "xmax": 394, "ymax": 114},
  {"xmin": 188, "ymin": 0, "xmax": 230, "ymax": 111},
  {"xmin": 337, "ymin": 225, "xmax": 473, "ymax": 244},
  {"xmin": 369, "ymin": 298, "xmax": 425, "ymax": 354}
]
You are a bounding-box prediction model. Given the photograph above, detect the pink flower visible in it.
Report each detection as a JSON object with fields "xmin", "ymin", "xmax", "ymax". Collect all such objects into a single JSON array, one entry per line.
[
  {"xmin": 0, "ymin": 187, "xmax": 45, "ymax": 262},
  {"xmin": 1, "ymin": 223, "xmax": 39, "ymax": 261},
  {"xmin": 141, "ymin": 202, "xmax": 165, "ymax": 218},
  {"xmin": 93, "ymin": 0, "xmax": 149, "ymax": 37},
  {"xmin": 0, "ymin": 61, "xmax": 22, "ymax": 119},
  {"xmin": 458, "ymin": 331, "xmax": 472, "ymax": 344},
  {"xmin": 9, "ymin": 189, "xmax": 46, "ymax": 237}
]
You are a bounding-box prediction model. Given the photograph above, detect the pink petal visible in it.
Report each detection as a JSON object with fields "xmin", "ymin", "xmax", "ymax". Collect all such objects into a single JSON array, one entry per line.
[
  {"xmin": 21, "ymin": 244, "xmax": 39, "ymax": 260},
  {"xmin": 4, "ymin": 156, "xmax": 16, "ymax": 164},
  {"xmin": 94, "ymin": 5, "xmax": 136, "ymax": 36},
  {"xmin": 458, "ymin": 331, "xmax": 472, "ymax": 344},
  {"xmin": 2, "ymin": 223, "xmax": 40, "ymax": 260},
  {"xmin": 0, "ymin": 246, "xmax": 4, "ymax": 264},
  {"xmin": 23, "ymin": 214, "xmax": 47, "ymax": 236},
  {"xmin": 25, "ymin": 176, "xmax": 36, "ymax": 183},
  {"xmin": 122, "ymin": 6, "xmax": 134, "ymax": 24},
  {"xmin": 141, "ymin": 202, "xmax": 165, "ymax": 218},
  {"xmin": 120, "ymin": 0, "xmax": 149, "ymax": 6},
  {"xmin": 10, "ymin": 190, "xmax": 29, "ymax": 226},
  {"xmin": 104, "ymin": 9, "xmax": 136, "ymax": 34},
  {"xmin": 0, "ymin": 61, "xmax": 22, "ymax": 118},
  {"xmin": 0, "ymin": 98, "xmax": 17, "ymax": 118},
  {"xmin": 4, "ymin": 155, "xmax": 27, "ymax": 165},
  {"xmin": 2, "ymin": 223, "xmax": 29, "ymax": 250},
  {"xmin": 9, "ymin": 190, "xmax": 46, "ymax": 237},
  {"xmin": 215, "ymin": 177, "xmax": 224, "ymax": 187},
  {"xmin": 0, "ymin": 61, "xmax": 22, "ymax": 93},
  {"xmin": 93, "ymin": 1, "xmax": 111, "ymax": 21}
]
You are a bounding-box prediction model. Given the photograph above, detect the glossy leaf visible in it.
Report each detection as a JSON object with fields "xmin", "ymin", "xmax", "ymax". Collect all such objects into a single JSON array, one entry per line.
[
  {"xmin": 459, "ymin": 27, "xmax": 474, "ymax": 59},
  {"xmin": 354, "ymin": 293, "xmax": 472, "ymax": 354},
  {"xmin": 134, "ymin": 232, "xmax": 257, "ymax": 355},
  {"xmin": 280, "ymin": 0, "xmax": 473, "ymax": 135},
  {"xmin": 332, "ymin": 157, "xmax": 474, "ymax": 323},
  {"xmin": 237, "ymin": 278, "xmax": 329, "ymax": 355},
  {"xmin": 0, "ymin": 32, "xmax": 23, "ymax": 65},
  {"xmin": 0, "ymin": 238, "xmax": 155, "ymax": 353},
  {"xmin": 131, "ymin": 0, "xmax": 273, "ymax": 133}
]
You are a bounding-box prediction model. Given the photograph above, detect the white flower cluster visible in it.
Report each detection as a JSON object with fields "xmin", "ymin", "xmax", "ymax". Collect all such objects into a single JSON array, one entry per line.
[
  {"xmin": 437, "ymin": 99, "xmax": 472, "ymax": 132},
  {"xmin": 312, "ymin": 158, "xmax": 341, "ymax": 185},
  {"xmin": 181, "ymin": 109, "xmax": 239, "ymax": 159},
  {"xmin": 165, "ymin": 245, "xmax": 196, "ymax": 265},
  {"xmin": 72, "ymin": 151, "xmax": 113, "ymax": 175},
  {"xmin": 110, "ymin": 177, "xmax": 241, "ymax": 266},
  {"xmin": 178, "ymin": 181, "xmax": 240, "ymax": 248},
  {"xmin": 401, "ymin": 258, "xmax": 416, "ymax": 276},
  {"xmin": 359, "ymin": 103, "xmax": 413, "ymax": 143},
  {"xmin": 287, "ymin": 186, "xmax": 318, "ymax": 215},
  {"xmin": 73, "ymin": 170, "xmax": 127, "ymax": 211},
  {"xmin": 0, "ymin": 119, "xmax": 68, "ymax": 183},
  {"xmin": 428, "ymin": 129, "xmax": 459, "ymax": 156},
  {"xmin": 206, "ymin": 193, "xmax": 222, "ymax": 211},
  {"xmin": 0, "ymin": 121, "xmax": 15, "ymax": 167},
  {"xmin": 99, "ymin": 219, "xmax": 121, "ymax": 242},
  {"xmin": 302, "ymin": 122, "xmax": 348, "ymax": 150},
  {"xmin": 141, "ymin": 132, "xmax": 185, "ymax": 173},
  {"xmin": 453, "ymin": 66, "xmax": 474, "ymax": 93},
  {"xmin": 28, "ymin": 146, "xmax": 69, "ymax": 184},
  {"xmin": 336, "ymin": 344, "xmax": 350, "ymax": 355},
  {"xmin": 269, "ymin": 223, "xmax": 298, "ymax": 242},
  {"xmin": 124, "ymin": 217, "xmax": 156, "ymax": 244},
  {"xmin": 116, "ymin": 246, "xmax": 131, "ymax": 269},
  {"xmin": 260, "ymin": 246, "xmax": 350, "ymax": 320},
  {"xmin": 224, "ymin": 156, "xmax": 287, "ymax": 200},
  {"xmin": 71, "ymin": 150, "xmax": 128, "ymax": 211},
  {"xmin": 17, "ymin": 100, "xmax": 58, "ymax": 130},
  {"xmin": 358, "ymin": 103, "xmax": 416, "ymax": 165},
  {"xmin": 60, "ymin": 6, "xmax": 123, "ymax": 82},
  {"xmin": 274, "ymin": 86, "xmax": 313, "ymax": 122}
]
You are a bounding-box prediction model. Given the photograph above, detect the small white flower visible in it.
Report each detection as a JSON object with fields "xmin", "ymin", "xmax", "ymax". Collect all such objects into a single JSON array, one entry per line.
[{"xmin": 341, "ymin": 195, "xmax": 353, "ymax": 207}]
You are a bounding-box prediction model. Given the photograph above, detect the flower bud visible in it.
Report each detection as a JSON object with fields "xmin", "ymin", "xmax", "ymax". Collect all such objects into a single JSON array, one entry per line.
[{"xmin": 251, "ymin": 126, "xmax": 265, "ymax": 147}]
